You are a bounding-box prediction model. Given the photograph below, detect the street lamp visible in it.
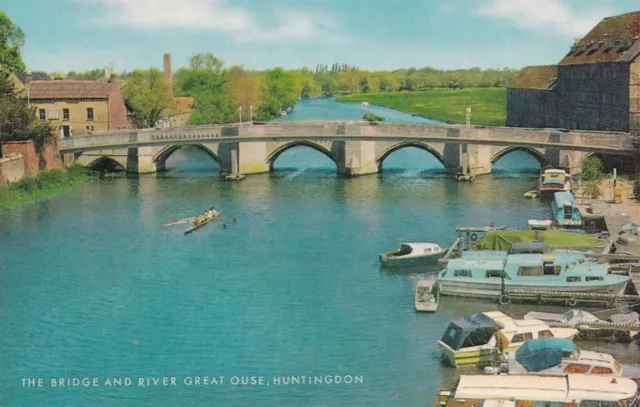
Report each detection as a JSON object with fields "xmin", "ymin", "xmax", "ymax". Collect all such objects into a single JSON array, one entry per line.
[
  {"xmin": 466, "ymin": 106, "xmax": 471, "ymax": 127},
  {"xmin": 250, "ymin": 105, "xmax": 253, "ymax": 123},
  {"xmin": 239, "ymin": 105, "xmax": 242, "ymax": 124}
]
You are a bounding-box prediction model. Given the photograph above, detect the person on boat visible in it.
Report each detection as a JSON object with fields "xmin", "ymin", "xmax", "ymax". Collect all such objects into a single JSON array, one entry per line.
[{"xmin": 193, "ymin": 217, "xmax": 201, "ymax": 227}]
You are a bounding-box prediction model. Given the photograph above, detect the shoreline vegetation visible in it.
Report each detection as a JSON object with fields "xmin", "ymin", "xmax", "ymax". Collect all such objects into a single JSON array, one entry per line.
[
  {"xmin": 0, "ymin": 164, "xmax": 98, "ymax": 210},
  {"xmin": 335, "ymin": 88, "xmax": 507, "ymax": 126}
]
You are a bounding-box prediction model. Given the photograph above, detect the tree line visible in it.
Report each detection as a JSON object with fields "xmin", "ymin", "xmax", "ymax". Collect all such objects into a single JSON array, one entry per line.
[{"xmin": 0, "ymin": 10, "xmax": 520, "ymax": 130}]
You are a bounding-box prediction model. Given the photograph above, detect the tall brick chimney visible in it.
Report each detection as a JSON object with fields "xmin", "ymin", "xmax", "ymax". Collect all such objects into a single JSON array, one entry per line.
[{"xmin": 163, "ymin": 53, "xmax": 173, "ymax": 97}]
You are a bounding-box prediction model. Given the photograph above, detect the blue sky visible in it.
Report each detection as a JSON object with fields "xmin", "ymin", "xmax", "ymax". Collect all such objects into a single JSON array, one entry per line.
[{"xmin": 3, "ymin": 0, "xmax": 639, "ymax": 73}]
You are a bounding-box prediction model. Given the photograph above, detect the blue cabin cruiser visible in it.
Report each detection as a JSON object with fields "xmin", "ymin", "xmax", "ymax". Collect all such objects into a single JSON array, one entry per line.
[
  {"xmin": 551, "ymin": 191, "xmax": 582, "ymax": 229},
  {"xmin": 437, "ymin": 248, "xmax": 628, "ymax": 299}
]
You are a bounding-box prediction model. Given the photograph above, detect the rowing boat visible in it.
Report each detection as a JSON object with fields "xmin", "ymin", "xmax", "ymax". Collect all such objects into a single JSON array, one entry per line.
[
  {"xmin": 161, "ymin": 216, "xmax": 196, "ymax": 227},
  {"xmin": 183, "ymin": 211, "xmax": 221, "ymax": 235}
]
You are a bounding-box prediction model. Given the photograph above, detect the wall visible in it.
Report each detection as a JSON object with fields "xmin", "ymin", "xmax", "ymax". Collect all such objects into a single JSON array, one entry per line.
[
  {"xmin": 2, "ymin": 141, "xmax": 39, "ymax": 174},
  {"xmin": 0, "ymin": 154, "xmax": 25, "ymax": 185},
  {"xmin": 629, "ymin": 56, "xmax": 640, "ymax": 133},
  {"xmin": 506, "ymin": 88, "xmax": 558, "ymax": 128},
  {"xmin": 557, "ymin": 63, "xmax": 630, "ymax": 131},
  {"xmin": 32, "ymin": 98, "xmax": 110, "ymax": 137}
]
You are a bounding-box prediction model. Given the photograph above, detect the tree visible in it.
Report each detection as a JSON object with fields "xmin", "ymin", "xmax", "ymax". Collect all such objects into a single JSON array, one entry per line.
[
  {"xmin": 190, "ymin": 52, "xmax": 225, "ymax": 72},
  {"xmin": 257, "ymin": 68, "xmax": 296, "ymax": 119},
  {"xmin": 581, "ymin": 156, "xmax": 603, "ymax": 182},
  {"xmin": 0, "ymin": 12, "xmax": 25, "ymax": 74},
  {"xmin": 121, "ymin": 68, "xmax": 175, "ymax": 128},
  {"xmin": 0, "ymin": 72, "xmax": 52, "ymax": 167}
]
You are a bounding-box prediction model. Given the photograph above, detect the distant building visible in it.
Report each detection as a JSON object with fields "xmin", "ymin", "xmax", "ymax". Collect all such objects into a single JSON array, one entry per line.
[
  {"xmin": 507, "ymin": 10, "xmax": 640, "ymax": 133},
  {"xmin": 156, "ymin": 96, "xmax": 195, "ymax": 128},
  {"xmin": 17, "ymin": 72, "xmax": 130, "ymax": 138}
]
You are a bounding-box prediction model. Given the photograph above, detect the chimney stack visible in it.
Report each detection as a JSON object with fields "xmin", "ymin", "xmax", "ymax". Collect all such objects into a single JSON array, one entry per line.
[
  {"xmin": 163, "ymin": 53, "xmax": 173, "ymax": 96},
  {"xmin": 105, "ymin": 67, "xmax": 112, "ymax": 79},
  {"xmin": 25, "ymin": 70, "xmax": 32, "ymax": 84}
]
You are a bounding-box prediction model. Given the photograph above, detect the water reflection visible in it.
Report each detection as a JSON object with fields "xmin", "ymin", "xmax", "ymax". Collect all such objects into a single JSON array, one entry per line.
[
  {"xmin": 381, "ymin": 146, "xmax": 445, "ymax": 175},
  {"xmin": 492, "ymin": 150, "xmax": 541, "ymax": 174}
]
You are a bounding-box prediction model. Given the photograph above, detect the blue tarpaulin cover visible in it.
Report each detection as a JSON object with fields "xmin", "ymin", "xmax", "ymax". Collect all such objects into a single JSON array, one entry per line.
[{"xmin": 515, "ymin": 338, "xmax": 577, "ymax": 372}]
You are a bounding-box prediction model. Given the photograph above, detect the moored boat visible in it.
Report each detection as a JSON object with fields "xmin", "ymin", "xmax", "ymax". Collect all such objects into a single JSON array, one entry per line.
[
  {"xmin": 437, "ymin": 251, "xmax": 628, "ymax": 300},
  {"xmin": 434, "ymin": 373, "xmax": 638, "ymax": 407},
  {"xmin": 437, "ymin": 311, "xmax": 578, "ymax": 368},
  {"xmin": 379, "ymin": 243, "xmax": 445, "ymax": 267},
  {"xmin": 551, "ymin": 191, "xmax": 582, "ymax": 230},
  {"xmin": 538, "ymin": 167, "xmax": 572, "ymax": 200},
  {"xmin": 415, "ymin": 280, "xmax": 439, "ymax": 312}
]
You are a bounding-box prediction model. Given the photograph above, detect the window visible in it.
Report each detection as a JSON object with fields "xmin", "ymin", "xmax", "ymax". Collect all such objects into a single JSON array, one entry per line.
[
  {"xmin": 538, "ymin": 330, "xmax": 554, "ymax": 338},
  {"xmin": 87, "ymin": 108, "xmax": 94, "ymax": 121},
  {"xmin": 567, "ymin": 276, "xmax": 581, "ymax": 282},
  {"xmin": 460, "ymin": 328, "xmax": 496, "ymax": 348},
  {"xmin": 453, "ymin": 270, "xmax": 472, "ymax": 278},
  {"xmin": 586, "ymin": 276, "xmax": 604, "ymax": 281},
  {"xmin": 510, "ymin": 332, "xmax": 533, "ymax": 343},
  {"xmin": 62, "ymin": 126, "xmax": 70, "ymax": 138},
  {"xmin": 63, "ymin": 108, "xmax": 69, "ymax": 121},
  {"xmin": 564, "ymin": 363, "xmax": 590, "ymax": 373},
  {"xmin": 591, "ymin": 366, "xmax": 613, "ymax": 374},
  {"xmin": 39, "ymin": 109, "xmax": 45, "ymax": 121},
  {"xmin": 485, "ymin": 270, "xmax": 504, "ymax": 278},
  {"xmin": 517, "ymin": 266, "xmax": 543, "ymax": 276}
]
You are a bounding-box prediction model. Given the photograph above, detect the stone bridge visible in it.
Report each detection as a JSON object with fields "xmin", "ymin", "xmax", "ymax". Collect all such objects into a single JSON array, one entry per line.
[{"xmin": 58, "ymin": 121, "xmax": 634, "ymax": 177}]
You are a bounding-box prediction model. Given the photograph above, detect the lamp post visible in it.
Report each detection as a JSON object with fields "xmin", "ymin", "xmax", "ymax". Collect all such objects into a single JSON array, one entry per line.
[
  {"xmin": 239, "ymin": 105, "xmax": 242, "ymax": 124},
  {"xmin": 466, "ymin": 106, "xmax": 471, "ymax": 128},
  {"xmin": 250, "ymin": 105, "xmax": 253, "ymax": 123}
]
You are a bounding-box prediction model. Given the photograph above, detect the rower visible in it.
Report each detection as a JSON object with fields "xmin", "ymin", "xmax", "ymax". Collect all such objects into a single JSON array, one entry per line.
[{"xmin": 193, "ymin": 217, "xmax": 201, "ymax": 227}]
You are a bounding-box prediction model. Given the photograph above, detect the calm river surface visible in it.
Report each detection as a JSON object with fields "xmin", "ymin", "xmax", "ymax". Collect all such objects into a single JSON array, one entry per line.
[{"xmin": 0, "ymin": 98, "xmax": 612, "ymax": 406}]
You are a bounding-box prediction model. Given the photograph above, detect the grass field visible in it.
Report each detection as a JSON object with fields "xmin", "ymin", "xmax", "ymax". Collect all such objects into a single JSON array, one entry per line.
[
  {"xmin": 0, "ymin": 164, "xmax": 97, "ymax": 209},
  {"xmin": 336, "ymin": 88, "xmax": 506, "ymax": 126}
]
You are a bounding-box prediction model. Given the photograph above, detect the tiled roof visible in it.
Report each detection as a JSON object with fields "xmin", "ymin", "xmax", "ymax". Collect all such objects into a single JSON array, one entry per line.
[
  {"xmin": 559, "ymin": 11, "xmax": 640, "ymax": 65},
  {"xmin": 28, "ymin": 80, "xmax": 110, "ymax": 99},
  {"xmin": 508, "ymin": 65, "xmax": 558, "ymax": 89}
]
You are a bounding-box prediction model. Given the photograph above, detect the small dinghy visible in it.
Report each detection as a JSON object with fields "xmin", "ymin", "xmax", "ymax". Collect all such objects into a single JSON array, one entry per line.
[
  {"xmin": 415, "ymin": 280, "xmax": 439, "ymax": 312},
  {"xmin": 528, "ymin": 219, "xmax": 552, "ymax": 230}
]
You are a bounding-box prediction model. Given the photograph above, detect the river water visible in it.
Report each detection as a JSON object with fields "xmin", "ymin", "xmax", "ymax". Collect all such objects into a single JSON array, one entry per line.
[{"xmin": 0, "ymin": 98, "xmax": 617, "ymax": 406}]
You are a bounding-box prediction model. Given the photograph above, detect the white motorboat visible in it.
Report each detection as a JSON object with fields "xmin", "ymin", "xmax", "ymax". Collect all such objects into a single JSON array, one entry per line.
[
  {"xmin": 379, "ymin": 243, "xmax": 445, "ymax": 267},
  {"xmin": 415, "ymin": 280, "xmax": 439, "ymax": 312}
]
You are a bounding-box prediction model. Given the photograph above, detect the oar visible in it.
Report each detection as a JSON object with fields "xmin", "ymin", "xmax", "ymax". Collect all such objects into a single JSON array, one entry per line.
[{"xmin": 161, "ymin": 216, "xmax": 196, "ymax": 227}]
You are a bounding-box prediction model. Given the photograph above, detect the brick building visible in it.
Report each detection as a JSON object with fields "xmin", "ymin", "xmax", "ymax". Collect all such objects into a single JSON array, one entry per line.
[
  {"xmin": 17, "ymin": 72, "xmax": 129, "ymax": 138},
  {"xmin": 507, "ymin": 10, "xmax": 640, "ymax": 133}
]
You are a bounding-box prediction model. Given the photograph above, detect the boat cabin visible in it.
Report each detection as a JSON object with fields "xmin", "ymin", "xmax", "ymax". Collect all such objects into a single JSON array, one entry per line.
[
  {"xmin": 508, "ymin": 242, "xmax": 549, "ymax": 255},
  {"xmin": 392, "ymin": 243, "xmax": 441, "ymax": 257},
  {"xmin": 541, "ymin": 169, "xmax": 569, "ymax": 191},
  {"xmin": 509, "ymin": 349, "xmax": 624, "ymax": 376},
  {"xmin": 435, "ymin": 374, "xmax": 638, "ymax": 407},
  {"xmin": 439, "ymin": 312, "xmax": 501, "ymax": 352},
  {"xmin": 551, "ymin": 192, "xmax": 582, "ymax": 228}
]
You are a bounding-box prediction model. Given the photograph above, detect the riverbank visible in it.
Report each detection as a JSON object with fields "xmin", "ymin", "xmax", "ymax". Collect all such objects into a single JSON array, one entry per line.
[
  {"xmin": 0, "ymin": 164, "xmax": 97, "ymax": 210},
  {"xmin": 335, "ymin": 88, "xmax": 506, "ymax": 126}
]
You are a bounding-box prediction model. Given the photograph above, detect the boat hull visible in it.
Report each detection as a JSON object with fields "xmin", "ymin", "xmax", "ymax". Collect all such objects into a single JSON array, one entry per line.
[
  {"xmin": 437, "ymin": 279, "xmax": 629, "ymax": 299},
  {"xmin": 184, "ymin": 216, "xmax": 218, "ymax": 235},
  {"xmin": 380, "ymin": 251, "xmax": 445, "ymax": 268}
]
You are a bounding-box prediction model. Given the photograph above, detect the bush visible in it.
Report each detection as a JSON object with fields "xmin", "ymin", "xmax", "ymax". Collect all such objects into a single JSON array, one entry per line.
[
  {"xmin": 583, "ymin": 181, "xmax": 601, "ymax": 200},
  {"xmin": 363, "ymin": 113, "xmax": 384, "ymax": 122},
  {"xmin": 581, "ymin": 156, "xmax": 603, "ymax": 182}
]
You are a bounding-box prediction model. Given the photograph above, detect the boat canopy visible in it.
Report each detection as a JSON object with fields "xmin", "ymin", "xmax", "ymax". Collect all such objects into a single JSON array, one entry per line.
[
  {"xmin": 553, "ymin": 191, "xmax": 577, "ymax": 208},
  {"xmin": 472, "ymin": 231, "xmax": 606, "ymax": 251},
  {"xmin": 515, "ymin": 338, "xmax": 577, "ymax": 372},
  {"xmin": 508, "ymin": 242, "xmax": 548, "ymax": 254},
  {"xmin": 439, "ymin": 313, "xmax": 499, "ymax": 351}
]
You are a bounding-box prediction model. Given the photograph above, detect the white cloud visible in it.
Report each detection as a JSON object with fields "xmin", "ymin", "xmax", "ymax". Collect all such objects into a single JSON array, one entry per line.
[
  {"xmin": 79, "ymin": 0, "xmax": 341, "ymax": 43},
  {"xmin": 477, "ymin": 0, "xmax": 611, "ymax": 37}
]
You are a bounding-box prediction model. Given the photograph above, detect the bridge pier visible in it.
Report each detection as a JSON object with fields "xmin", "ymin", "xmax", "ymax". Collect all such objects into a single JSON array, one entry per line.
[{"xmin": 126, "ymin": 147, "xmax": 159, "ymax": 174}]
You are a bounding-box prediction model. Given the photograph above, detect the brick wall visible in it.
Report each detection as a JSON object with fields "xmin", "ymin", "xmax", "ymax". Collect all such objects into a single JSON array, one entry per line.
[
  {"xmin": 629, "ymin": 57, "xmax": 640, "ymax": 133},
  {"xmin": 2, "ymin": 141, "xmax": 39, "ymax": 174},
  {"xmin": 557, "ymin": 63, "xmax": 630, "ymax": 131},
  {"xmin": 0, "ymin": 154, "xmax": 26, "ymax": 185},
  {"xmin": 506, "ymin": 88, "xmax": 559, "ymax": 128},
  {"xmin": 108, "ymin": 75, "xmax": 129, "ymax": 130}
]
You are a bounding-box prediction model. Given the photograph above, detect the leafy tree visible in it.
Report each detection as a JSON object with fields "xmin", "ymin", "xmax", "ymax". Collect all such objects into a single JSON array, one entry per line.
[
  {"xmin": 0, "ymin": 72, "xmax": 52, "ymax": 167},
  {"xmin": 363, "ymin": 113, "xmax": 384, "ymax": 122},
  {"xmin": 581, "ymin": 156, "xmax": 603, "ymax": 182},
  {"xmin": 583, "ymin": 181, "xmax": 601, "ymax": 200},
  {"xmin": 257, "ymin": 68, "xmax": 296, "ymax": 119},
  {"xmin": 0, "ymin": 12, "xmax": 25, "ymax": 74},
  {"xmin": 67, "ymin": 69, "xmax": 107, "ymax": 80},
  {"xmin": 121, "ymin": 68, "xmax": 175, "ymax": 128},
  {"xmin": 190, "ymin": 52, "xmax": 225, "ymax": 72}
]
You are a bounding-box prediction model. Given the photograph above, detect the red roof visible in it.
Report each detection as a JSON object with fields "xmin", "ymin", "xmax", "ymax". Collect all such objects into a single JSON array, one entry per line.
[
  {"xmin": 560, "ymin": 11, "xmax": 640, "ymax": 65},
  {"xmin": 28, "ymin": 80, "xmax": 110, "ymax": 99},
  {"xmin": 508, "ymin": 65, "xmax": 558, "ymax": 89}
]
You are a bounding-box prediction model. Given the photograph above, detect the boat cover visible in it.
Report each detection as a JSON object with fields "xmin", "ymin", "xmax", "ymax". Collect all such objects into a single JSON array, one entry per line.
[
  {"xmin": 515, "ymin": 338, "xmax": 577, "ymax": 372},
  {"xmin": 472, "ymin": 231, "xmax": 607, "ymax": 251},
  {"xmin": 440, "ymin": 313, "xmax": 499, "ymax": 351},
  {"xmin": 609, "ymin": 312, "xmax": 640, "ymax": 325},
  {"xmin": 524, "ymin": 309, "xmax": 602, "ymax": 326}
]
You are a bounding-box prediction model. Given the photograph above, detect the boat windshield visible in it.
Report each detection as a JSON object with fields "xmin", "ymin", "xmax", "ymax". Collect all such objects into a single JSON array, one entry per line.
[
  {"xmin": 397, "ymin": 245, "xmax": 412, "ymax": 255},
  {"xmin": 440, "ymin": 313, "xmax": 498, "ymax": 351}
]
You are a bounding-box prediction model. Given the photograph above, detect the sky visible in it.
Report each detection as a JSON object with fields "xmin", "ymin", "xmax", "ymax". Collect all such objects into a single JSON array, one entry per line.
[{"xmin": 3, "ymin": 0, "xmax": 640, "ymax": 73}]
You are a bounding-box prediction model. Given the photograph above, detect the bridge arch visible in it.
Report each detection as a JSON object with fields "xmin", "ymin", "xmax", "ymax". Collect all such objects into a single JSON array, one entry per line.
[
  {"xmin": 376, "ymin": 141, "xmax": 448, "ymax": 171},
  {"xmin": 266, "ymin": 141, "xmax": 338, "ymax": 170},
  {"xmin": 85, "ymin": 156, "xmax": 127, "ymax": 171},
  {"xmin": 153, "ymin": 144, "xmax": 222, "ymax": 167},
  {"xmin": 491, "ymin": 147, "xmax": 549, "ymax": 167}
]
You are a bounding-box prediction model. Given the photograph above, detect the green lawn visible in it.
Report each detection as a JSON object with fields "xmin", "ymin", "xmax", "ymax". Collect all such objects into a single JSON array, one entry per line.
[
  {"xmin": 335, "ymin": 88, "xmax": 506, "ymax": 126},
  {"xmin": 0, "ymin": 164, "xmax": 97, "ymax": 209}
]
